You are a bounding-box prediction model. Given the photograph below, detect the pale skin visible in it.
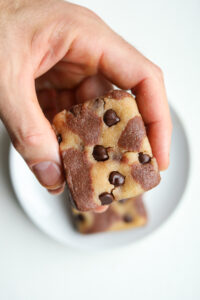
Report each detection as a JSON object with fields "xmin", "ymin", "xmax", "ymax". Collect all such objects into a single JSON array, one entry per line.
[{"xmin": 0, "ymin": 0, "xmax": 172, "ymax": 213}]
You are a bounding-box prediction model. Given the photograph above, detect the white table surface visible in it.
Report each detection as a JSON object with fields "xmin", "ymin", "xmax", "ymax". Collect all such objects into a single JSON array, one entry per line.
[{"xmin": 0, "ymin": 0, "xmax": 199, "ymax": 299}]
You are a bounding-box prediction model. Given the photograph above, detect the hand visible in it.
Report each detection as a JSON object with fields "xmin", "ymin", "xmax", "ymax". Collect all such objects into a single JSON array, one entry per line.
[{"xmin": 0, "ymin": 0, "xmax": 172, "ymax": 211}]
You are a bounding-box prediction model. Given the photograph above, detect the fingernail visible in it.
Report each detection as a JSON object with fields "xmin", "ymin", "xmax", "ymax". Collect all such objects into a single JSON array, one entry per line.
[
  {"xmin": 31, "ymin": 161, "xmax": 64, "ymax": 189},
  {"xmin": 47, "ymin": 183, "xmax": 65, "ymax": 195}
]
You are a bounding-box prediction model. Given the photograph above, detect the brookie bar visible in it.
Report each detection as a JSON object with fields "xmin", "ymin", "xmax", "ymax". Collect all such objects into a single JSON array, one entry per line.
[{"xmin": 53, "ymin": 90, "xmax": 160, "ymax": 211}]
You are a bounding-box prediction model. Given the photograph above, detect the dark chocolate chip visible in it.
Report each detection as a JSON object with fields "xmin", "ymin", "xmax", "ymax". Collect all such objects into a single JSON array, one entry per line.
[
  {"xmin": 57, "ymin": 134, "xmax": 62, "ymax": 144},
  {"xmin": 99, "ymin": 192, "xmax": 114, "ymax": 205},
  {"xmin": 138, "ymin": 152, "xmax": 151, "ymax": 164},
  {"xmin": 93, "ymin": 145, "xmax": 109, "ymax": 161},
  {"xmin": 109, "ymin": 171, "xmax": 125, "ymax": 186},
  {"xmin": 123, "ymin": 214, "xmax": 133, "ymax": 223},
  {"xmin": 76, "ymin": 214, "xmax": 85, "ymax": 222},
  {"xmin": 103, "ymin": 109, "xmax": 120, "ymax": 127}
]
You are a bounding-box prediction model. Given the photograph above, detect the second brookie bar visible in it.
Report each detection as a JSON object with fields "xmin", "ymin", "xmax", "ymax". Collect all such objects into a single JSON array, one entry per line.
[{"xmin": 71, "ymin": 195, "xmax": 147, "ymax": 234}]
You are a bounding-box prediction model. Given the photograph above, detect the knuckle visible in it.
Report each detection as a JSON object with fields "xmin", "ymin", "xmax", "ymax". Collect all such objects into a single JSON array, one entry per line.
[
  {"xmin": 73, "ymin": 4, "xmax": 104, "ymax": 27},
  {"xmin": 80, "ymin": 6, "xmax": 100, "ymax": 20},
  {"xmin": 152, "ymin": 64, "xmax": 164, "ymax": 81},
  {"xmin": 12, "ymin": 131, "xmax": 46, "ymax": 155}
]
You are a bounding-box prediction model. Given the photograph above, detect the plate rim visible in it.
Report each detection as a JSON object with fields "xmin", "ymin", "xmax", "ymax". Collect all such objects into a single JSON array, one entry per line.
[{"xmin": 8, "ymin": 104, "xmax": 192, "ymax": 251}]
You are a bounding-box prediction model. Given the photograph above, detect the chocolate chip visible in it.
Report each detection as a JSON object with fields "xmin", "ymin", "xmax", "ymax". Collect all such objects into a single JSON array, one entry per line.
[
  {"xmin": 93, "ymin": 145, "xmax": 109, "ymax": 161},
  {"xmin": 109, "ymin": 171, "xmax": 125, "ymax": 186},
  {"xmin": 138, "ymin": 152, "xmax": 151, "ymax": 164},
  {"xmin": 57, "ymin": 134, "xmax": 62, "ymax": 144},
  {"xmin": 123, "ymin": 214, "xmax": 133, "ymax": 223},
  {"xmin": 76, "ymin": 214, "xmax": 85, "ymax": 222},
  {"xmin": 99, "ymin": 192, "xmax": 114, "ymax": 205},
  {"xmin": 103, "ymin": 109, "xmax": 120, "ymax": 127}
]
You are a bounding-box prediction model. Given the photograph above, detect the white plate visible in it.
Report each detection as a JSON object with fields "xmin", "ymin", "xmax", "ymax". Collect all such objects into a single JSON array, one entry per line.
[{"xmin": 9, "ymin": 107, "xmax": 190, "ymax": 250}]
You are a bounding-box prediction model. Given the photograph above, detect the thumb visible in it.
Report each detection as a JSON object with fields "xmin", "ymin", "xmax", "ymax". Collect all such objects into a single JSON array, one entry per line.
[{"xmin": 0, "ymin": 78, "xmax": 64, "ymax": 191}]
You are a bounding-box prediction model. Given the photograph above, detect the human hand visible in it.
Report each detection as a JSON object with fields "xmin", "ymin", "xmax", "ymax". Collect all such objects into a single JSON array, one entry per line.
[{"xmin": 0, "ymin": 0, "xmax": 172, "ymax": 211}]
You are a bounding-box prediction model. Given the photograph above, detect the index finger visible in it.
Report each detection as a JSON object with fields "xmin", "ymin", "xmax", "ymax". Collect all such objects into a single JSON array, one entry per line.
[{"xmin": 99, "ymin": 35, "xmax": 172, "ymax": 170}]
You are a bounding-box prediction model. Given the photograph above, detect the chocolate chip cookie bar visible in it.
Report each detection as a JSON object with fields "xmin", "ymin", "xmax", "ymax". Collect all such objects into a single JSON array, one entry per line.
[
  {"xmin": 72, "ymin": 196, "xmax": 147, "ymax": 234},
  {"xmin": 53, "ymin": 90, "xmax": 160, "ymax": 211}
]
